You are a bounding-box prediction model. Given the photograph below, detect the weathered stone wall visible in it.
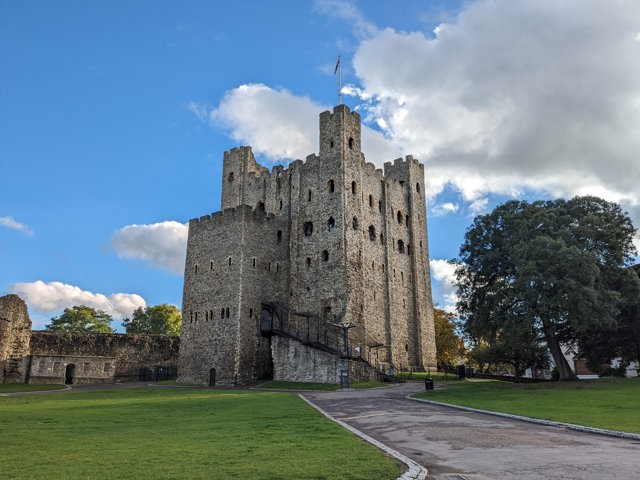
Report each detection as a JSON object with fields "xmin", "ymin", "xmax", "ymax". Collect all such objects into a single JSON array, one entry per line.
[
  {"xmin": 28, "ymin": 355, "xmax": 116, "ymax": 384},
  {"xmin": 179, "ymin": 204, "xmax": 287, "ymax": 386},
  {"xmin": 30, "ymin": 332, "xmax": 179, "ymax": 382},
  {"xmin": 0, "ymin": 294, "xmax": 32, "ymax": 383},
  {"xmin": 179, "ymin": 104, "xmax": 437, "ymax": 386},
  {"xmin": 271, "ymin": 336, "xmax": 348, "ymax": 383}
]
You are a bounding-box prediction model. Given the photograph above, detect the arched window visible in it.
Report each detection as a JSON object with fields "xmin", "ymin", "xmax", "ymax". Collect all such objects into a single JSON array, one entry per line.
[
  {"xmin": 330, "ymin": 140, "xmax": 334, "ymax": 148},
  {"xmin": 397, "ymin": 211, "xmax": 403, "ymax": 224},
  {"xmin": 380, "ymin": 233, "xmax": 384, "ymax": 244},
  {"xmin": 328, "ymin": 179, "xmax": 335, "ymax": 193},
  {"xmin": 205, "ymin": 311, "xmax": 209, "ymax": 321},
  {"xmin": 398, "ymin": 240, "xmax": 405, "ymax": 254},
  {"xmin": 306, "ymin": 257, "xmax": 311, "ymax": 267},
  {"xmin": 258, "ymin": 201, "xmax": 265, "ymax": 211},
  {"xmin": 416, "ymin": 183, "xmax": 421, "ymax": 194},
  {"xmin": 406, "ymin": 215, "xmax": 410, "ymax": 226},
  {"xmin": 194, "ymin": 264, "xmax": 198, "ymax": 274},
  {"xmin": 220, "ymin": 308, "xmax": 225, "ymax": 320},
  {"xmin": 322, "ymin": 250, "xmax": 329, "ymax": 261},
  {"xmin": 228, "ymin": 172, "xmax": 234, "ymax": 182},
  {"xmin": 249, "ymin": 308, "xmax": 253, "ymax": 318},
  {"xmin": 378, "ymin": 200, "xmax": 382, "ymax": 212},
  {"xmin": 352, "ymin": 217, "xmax": 359, "ymax": 230},
  {"xmin": 308, "ymin": 190, "xmax": 312, "ymax": 201},
  {"xmin": 252, "ymin": 258, "xmax": 256, "ymax": 268},
  {"xmin": 304, "ymin": 221, "xmax": 313, "ymax": 236},
  {"xmin": 228, "ymin": 257, "xmax": 232, "ymax": 266},
  {"xmin": 209, "ymin": 310, "xmax": 213, "ymax": 320},
  {"xmin": 369, "ymin": 195, "xmax": 373, "ymax": 207},
  {"xmin": 279, "ymin": 200, "xmax": 283, "ymax": 210},
  {"xmin": 210, "ymin": 261, "xmax": 213, "ymax": 270},
  {"xmin": 327, "ymin": 217, "xmax": 335, "ymax": 231},
  {"xmin": 195, "ymin": 312, "xmax": 198, "ymax": 321},
  {"xmin": 351, "ymin": 181, "xmax": 357, "ymax": 194},
  {"xmin": 348, "ymin": 137, "xmax": 354, "ymax": 149},
  {"xmin": 277, "ymin": 230, "xmax": 282, "ymax": 243},
  {"xmin": 225, "ymin": 308, "xmax": 230, "ymax": 319},
  {"xmin": 368, "ymin": 225, "xmax": 376, "ymax": 241}
]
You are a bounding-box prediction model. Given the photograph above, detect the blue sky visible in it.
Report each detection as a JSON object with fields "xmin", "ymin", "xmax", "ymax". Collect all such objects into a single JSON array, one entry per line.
[{"xmin": 2, "ymin": 1, "xmax": 640, "ymax": 330}]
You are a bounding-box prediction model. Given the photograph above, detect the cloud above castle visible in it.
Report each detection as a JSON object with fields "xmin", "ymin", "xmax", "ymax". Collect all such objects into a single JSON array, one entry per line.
[{"xmin": 193, "ymin": 0, "xmax": 640, "ymax": 233}]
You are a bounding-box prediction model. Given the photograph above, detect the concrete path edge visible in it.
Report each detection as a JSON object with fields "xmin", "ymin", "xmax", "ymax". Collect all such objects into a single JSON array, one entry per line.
[
  {"xmin": 299, "ymin": 394, "xmax": 428, "ymax": 480},
  {"xmin": 407, "ymin": 394, "xmax": 640, "ymax": 441}
]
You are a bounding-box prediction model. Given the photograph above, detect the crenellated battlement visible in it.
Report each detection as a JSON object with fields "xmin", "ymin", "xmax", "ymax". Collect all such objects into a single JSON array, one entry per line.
[{"xmin": 190, "ymin": 204, "xmax": 277, "ymax": 229}]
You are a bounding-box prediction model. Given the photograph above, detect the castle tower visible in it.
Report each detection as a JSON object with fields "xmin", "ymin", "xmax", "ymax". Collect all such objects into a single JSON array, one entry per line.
[{"xmin": 178, "ymin": 105, "xmax": 436, "ymax": 386}]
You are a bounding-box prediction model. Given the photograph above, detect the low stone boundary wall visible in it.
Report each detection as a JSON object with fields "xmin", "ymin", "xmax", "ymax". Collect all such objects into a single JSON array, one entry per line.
[{"xmin": 29, "ymin": 332, "xmax": 179, "ymax": 383}]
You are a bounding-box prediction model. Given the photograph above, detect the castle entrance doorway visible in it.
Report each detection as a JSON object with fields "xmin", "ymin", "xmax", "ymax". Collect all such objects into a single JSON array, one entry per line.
[
  {"xmin": 65, "ymin": 364, "xmax": 75, "ymax": 385},
  {"xmin": 209, "ymin": 368, "xmax": 216, "ymax": 386}
]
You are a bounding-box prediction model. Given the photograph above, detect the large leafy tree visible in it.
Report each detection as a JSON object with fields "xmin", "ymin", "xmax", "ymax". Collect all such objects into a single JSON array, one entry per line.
[
  {"xmin": 456, "ymin": 196, "xmax": 640, "ymax": 381},
  {"xmin": 46, "ymin": 305, "xmax": 115, "ymax": 333},
  {"xmin": 122, "ymin": 304, "xmax": 182, "ymax": 336},
  {"xmin": 579, "ymin": 265, "xmax": 640, "ymax": 373},
  {"xmin": 468, "ymin": 330, "xmax": 549, "ymax": 380},
  {"xmin": 433, "ymin": 308, "xmax": 466, "ymax": 369}
]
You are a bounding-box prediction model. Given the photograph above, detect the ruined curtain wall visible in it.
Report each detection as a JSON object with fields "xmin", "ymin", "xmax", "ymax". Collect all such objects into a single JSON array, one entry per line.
[{"xmin": 29, "ymin": 332, "xmax": 179, "ymax": 382}]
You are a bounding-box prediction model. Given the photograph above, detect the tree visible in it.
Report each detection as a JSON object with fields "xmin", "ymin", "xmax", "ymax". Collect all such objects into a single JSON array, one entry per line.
[
  {"xmin": 46, "ymin": 305, "xmax": 115, "ymax": 333},
  {"xmin": 122, "ymin": 304, "xmax": 182, "ymax": 336},
  {"xmin": 456, "ymin": 196, "xmax": 640, "ymax": 381},
  {"xmin": 468, "ymin": 331, "xmax": 549, "ymax": 380},
  {"xmin": 433, "ymin": 308, "xmax": 466, "ymax": 370},
  {"xmin": 580, "ymin": 265, "xmax": 640, "ymax": 373}
]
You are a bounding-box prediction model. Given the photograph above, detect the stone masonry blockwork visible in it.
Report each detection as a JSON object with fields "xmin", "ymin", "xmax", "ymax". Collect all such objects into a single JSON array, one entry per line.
[{"xmin": 178, "ymin": 105, "xmax": 437, "ymax": 386}]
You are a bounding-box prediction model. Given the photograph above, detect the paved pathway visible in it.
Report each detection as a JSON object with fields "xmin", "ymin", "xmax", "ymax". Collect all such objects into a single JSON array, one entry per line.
[{"xmin": 302, "ymin": 382, "xmax": 640, "ymax": 480}]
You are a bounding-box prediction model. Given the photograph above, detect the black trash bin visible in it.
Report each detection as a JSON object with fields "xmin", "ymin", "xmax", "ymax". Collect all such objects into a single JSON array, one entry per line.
[{"xmin": 424, "ymin": 378, "xmax": 434, "ymax": 391}]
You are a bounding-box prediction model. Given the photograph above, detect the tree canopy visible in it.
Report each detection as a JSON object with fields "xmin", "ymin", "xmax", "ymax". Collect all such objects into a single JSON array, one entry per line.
[
  {"xmin": 456, "ymin": 196, "xmax": 640, "ymax": 381},
  {"xmin": 433, "ymin": 308, "xmax": 466, "ymax": 370},
  {"xmin": 121, "ymin": 304, "xmax": 182, "ymax": 336},
  {"xmin": 46, "ymin": 305, "xmax": 115, "ymax": 333}
]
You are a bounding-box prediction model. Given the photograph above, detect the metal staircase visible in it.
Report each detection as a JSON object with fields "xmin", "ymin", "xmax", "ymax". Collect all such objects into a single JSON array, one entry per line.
[{"xmin": 259, "ymin": 302, "xmax": 395, "ymax": 377}]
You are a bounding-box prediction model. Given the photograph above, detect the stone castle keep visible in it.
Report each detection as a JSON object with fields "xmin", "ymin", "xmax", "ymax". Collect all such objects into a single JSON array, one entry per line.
[{"xmin": 178, "ymin": 105, "xmax": 436, "ymax": 386}]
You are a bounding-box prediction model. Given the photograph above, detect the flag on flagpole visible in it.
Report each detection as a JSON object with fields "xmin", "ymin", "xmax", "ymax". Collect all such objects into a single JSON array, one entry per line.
[{"xmin": 334, "ymin": 56, "xmax": 341, "ymax": 75}]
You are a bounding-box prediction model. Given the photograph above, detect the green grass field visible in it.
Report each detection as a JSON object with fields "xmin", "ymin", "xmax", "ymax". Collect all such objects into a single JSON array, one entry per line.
[
  {"xmin": 0, "ymin": 387, "xmax": 402, "ymax": 480},
  {"xmin": 415, "ymin": 377, "xmax": 640, "ymax": 433},
  {"xmin": 0, "ymin": 384, "xmax": 66, "ymax": 393}
]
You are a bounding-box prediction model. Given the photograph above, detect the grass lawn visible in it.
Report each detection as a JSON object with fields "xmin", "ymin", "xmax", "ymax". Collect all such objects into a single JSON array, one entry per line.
[
  {"xmin": 0, "ymin": 384, "xmax": 66, "ymax": 393},
  {"xmin": 0, "ymin": 387, "xmax": 402, "ymax": 480},
  {"xmin": 257, "ymin": 380, "xmax": 340, "ymax": 390},
  {"xmin": 414, "ymin": 377, "xmax": 640, "ymax": 433},
  {"xmin": 397, "ymin": 371, "xmax": 456, "ymax": 381}
]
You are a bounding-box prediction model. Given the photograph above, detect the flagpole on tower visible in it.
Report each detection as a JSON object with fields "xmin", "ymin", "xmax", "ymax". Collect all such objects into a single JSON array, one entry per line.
[{"xmin": 334, "ymin": 55, "xmax": 342, "ymax": 105}]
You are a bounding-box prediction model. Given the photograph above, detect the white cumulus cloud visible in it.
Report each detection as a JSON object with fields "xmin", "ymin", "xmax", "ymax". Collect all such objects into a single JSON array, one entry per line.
[
  {"xmin": 431, "ymin": 202, "xmax": 459, "ymax": 217},
  {"xmin": 430, "ymin": 259, "xmax": 459, "ymax": 312},
  {"xmin": 111, "ymin": 221, "xmax": 188, "ymax": 275},
  {"xmin": 9, "ymin": 281, "xmax": 146, "ymax": 319},
  {"xmin": 198, "ymin": 83, "xmax": 400, "ymax": 166},
  {"xmin": 349, "ymin": 0, "xmax": 640, "ymax": 211},
  {"xmin": 0, "ymin": 215, "xmax": 34, "ymax": 236}
]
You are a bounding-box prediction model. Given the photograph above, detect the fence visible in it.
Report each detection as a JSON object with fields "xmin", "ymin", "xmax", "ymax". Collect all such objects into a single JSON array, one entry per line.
[{"xmin": 138, "ymin": 365, "xmax": 178, "ymax": 382}]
